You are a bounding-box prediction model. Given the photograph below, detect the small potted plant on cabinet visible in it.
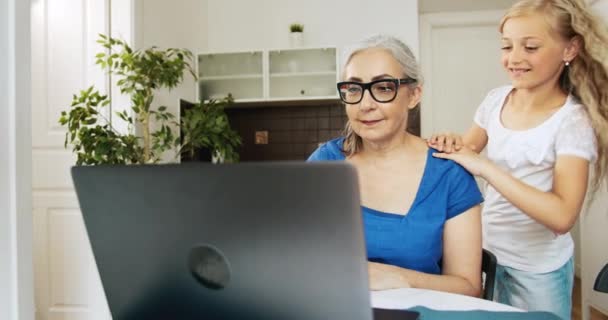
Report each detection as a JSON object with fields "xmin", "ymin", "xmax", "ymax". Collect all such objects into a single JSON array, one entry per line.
[{"xmin": 289, "ymin": 23, "xmax": 304, "ymax": 48}]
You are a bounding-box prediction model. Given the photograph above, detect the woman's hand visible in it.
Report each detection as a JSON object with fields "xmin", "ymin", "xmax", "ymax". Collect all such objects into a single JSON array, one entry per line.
[
  {"xmin": 368, "ymin": 262, "xmax": 411, "ymax": 291},
  {"xmin": 432, "ymin": 146, "xmax": 490, "ymax": 177},
  {"xmin": 427, "ymin": 132, "xmax": 464, "ymax": 153}
]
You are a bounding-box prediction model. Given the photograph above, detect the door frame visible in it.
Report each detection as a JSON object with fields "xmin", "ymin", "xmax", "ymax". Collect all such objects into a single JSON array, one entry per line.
[
  {"xmin": 419, "ymin": 10, "xmax": 505, "ymax": 138},
  {"xmin": 1, "ymin": 0, "xmax": 34, "ymax": 319}
]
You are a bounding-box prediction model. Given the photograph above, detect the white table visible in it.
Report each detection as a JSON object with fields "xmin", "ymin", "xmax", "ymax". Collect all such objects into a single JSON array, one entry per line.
[{"xmin": 371, "ymin": 288, "xmax": 522, "ymax": 312}]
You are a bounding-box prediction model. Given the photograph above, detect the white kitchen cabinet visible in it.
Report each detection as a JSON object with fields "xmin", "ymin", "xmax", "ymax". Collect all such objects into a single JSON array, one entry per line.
[
  {"xmin": 197, "ymin": 47, "xmax": 339, "ymax": 103},
  {"xmin": 198, "ymin": 51, "xmax": 264, "ymax": 101},
  {"xmin": 268, "ymin": 48, "xmax": 338, "ymax": 100}
]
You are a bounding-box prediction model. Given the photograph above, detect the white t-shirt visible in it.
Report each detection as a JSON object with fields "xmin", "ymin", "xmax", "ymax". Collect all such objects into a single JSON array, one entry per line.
[{"xmin": 474, "ymin": 85, "xmax": 597, "ymax": 273}]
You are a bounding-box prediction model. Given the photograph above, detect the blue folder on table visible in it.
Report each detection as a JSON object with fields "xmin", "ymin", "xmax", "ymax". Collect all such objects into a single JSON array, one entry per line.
[{"xmin": 408, "ymin": 306, "xmax": 561, "ymax": 320}]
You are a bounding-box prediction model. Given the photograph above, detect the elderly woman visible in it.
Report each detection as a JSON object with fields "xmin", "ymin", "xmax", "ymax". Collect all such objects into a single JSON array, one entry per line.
[{"xmin": 308, "ymin": 35, "xmax": 483, "ymax": 297}]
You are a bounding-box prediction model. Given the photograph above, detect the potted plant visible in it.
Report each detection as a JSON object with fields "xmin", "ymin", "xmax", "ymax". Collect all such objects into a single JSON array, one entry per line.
[
  {"xmin": 59, "ymin": 34, "xmax": 241, "ymax": 165},
  {"xmin": 179, "ymin": 95, "xmax": 241, "ymax": 163},
  {"xmin": 289, "ymin": 23, "xmax": 304, "ymax": 48}
]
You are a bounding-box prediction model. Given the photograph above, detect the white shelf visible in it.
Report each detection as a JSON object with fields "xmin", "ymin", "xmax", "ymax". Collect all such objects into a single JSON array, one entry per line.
[
  {"xmin": 266, "ymin": 95, "xmax": 339, "ymax": 101},
  {"xmin": 197, "ymin": 47, "xmax": 338, "ymax": 102},
  {"xmin": 269, "ymin": 71, "xmax": 336, "ymax": 78},
  {"xmin": 200, "ymin": 74, "xmax": 263, "ymax": 81},
  {"xmin": 203, "ymin": 97, "xmax": 267, "ymax": 104}
]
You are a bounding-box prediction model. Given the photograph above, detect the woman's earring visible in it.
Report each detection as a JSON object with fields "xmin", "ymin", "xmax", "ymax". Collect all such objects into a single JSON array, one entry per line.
[{"xmin": 565, "ymin": 61, "xmax": 570, "ymax": 67}]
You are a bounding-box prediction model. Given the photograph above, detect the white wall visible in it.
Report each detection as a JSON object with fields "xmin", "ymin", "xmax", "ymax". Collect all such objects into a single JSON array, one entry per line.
[
  {"xmin": 134, "ymin": 0, "xmax": 209, "ymax": 160},
  {"xmin": 136, "ymin": 0, "xmax": 209, "ymax": 104},
  {"xmin": 206, "ymin": 0, "xmax": 419, "ymax": 56},
  {"xmin": 1, "ymin": 0, "xmax": 34, "ymax": 319},
  {"xmin": 420, "ymin": 0, "xmax": 515, "ymax": 13},
  {"xmin": 593, "ymin": 0, "xmax": 608, "ymax": 17},
  {"xmin": 572, "ymin": 0, "xmax": 608, "ymax": 280},
  {"xmin": 581, "ymin": 2, "xmax": 608, "ymax": 319}
]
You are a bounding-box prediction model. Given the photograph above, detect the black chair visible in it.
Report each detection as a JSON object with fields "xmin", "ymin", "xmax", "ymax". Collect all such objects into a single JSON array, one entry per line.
[
  {"xmin": 594, "ymin": 263, "xmax": 608, "ymax": 293},
  {"xmin": 482, "ymin": 248, "xmax": 497, "ymax": 301}
]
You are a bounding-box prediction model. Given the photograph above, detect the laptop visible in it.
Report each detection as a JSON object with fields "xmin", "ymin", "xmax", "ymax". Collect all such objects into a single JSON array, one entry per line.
[{"xmin": 72, "ymin": 162, "xmax": 419, "ymax": 320}]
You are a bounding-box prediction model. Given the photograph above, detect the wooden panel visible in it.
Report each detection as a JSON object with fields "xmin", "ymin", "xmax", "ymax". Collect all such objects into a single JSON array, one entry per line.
[
  {"xmin": 33, "ymin": 192, "xmax": 111, "ymax": 320},
  {"xmin": 48, "ymin": 209, "xmax": 91, "ymax": 308},
  {"xmin": 32, "ymin": 150, "xmax": 77, "ymax": 190}
]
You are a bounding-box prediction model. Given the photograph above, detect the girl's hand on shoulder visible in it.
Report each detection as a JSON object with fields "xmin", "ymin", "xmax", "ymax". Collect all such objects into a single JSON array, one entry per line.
[
  {"xmin": 427, "ymin": 132, "xmax": 464, "ymax": 153},
  {"xmin": 432, "ymin": 146, "xmax": 490, "ymax": 176},
  {"xmin": 368, "ymin": 262, "xmax": 411, "ymax": 291}
]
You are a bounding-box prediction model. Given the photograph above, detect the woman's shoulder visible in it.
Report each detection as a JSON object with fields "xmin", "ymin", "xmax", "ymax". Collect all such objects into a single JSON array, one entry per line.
[
  {"xmin": 307, "ymin": 137, "xmax": 346, "ymax": 161},
  {"xmin": 426, "ymin": 147, "xmax": 475, "ymax": 180}
]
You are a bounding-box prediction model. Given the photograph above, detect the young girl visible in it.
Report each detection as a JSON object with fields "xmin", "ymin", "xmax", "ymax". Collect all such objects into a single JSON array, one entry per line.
[{"xmin": 428, "ymin": 0, "xmax": 608, "ymax": 318}]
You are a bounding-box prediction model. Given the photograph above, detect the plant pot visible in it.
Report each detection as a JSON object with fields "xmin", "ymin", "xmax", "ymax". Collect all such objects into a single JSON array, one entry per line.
[
  {"xmin": 181, "ymin": 148, "xmax": 212, "ymax": 162},
  {"xmin": 289, "ymin": 32, "xmax": 303, "ymax": 48}
]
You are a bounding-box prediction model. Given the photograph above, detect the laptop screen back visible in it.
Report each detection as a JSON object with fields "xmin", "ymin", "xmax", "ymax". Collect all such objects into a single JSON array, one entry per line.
[{"xmin": 72, "ymin": 162, "xmax": 372, "ymax": 320}]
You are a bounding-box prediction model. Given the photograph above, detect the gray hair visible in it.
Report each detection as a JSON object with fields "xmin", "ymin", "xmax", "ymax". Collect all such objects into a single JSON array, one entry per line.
[
  {"xmin": 340, "ymin": 35, "xmax": 423, "ymax": 157},
  {"xmin": 340, "ymin": 34, "xmax": 423, "ymax": 85}
]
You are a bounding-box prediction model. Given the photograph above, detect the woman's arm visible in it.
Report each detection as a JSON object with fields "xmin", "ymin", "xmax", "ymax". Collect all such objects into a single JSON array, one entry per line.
[{"xmin": 368, "ymin": 205, "xmax": 482, "ymax": 297}]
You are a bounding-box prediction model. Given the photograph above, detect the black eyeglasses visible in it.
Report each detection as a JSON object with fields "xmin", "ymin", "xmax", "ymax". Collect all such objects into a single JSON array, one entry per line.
[{"xmin": 337, "ymin": 78, "xmax": 417, "ymax": 104}]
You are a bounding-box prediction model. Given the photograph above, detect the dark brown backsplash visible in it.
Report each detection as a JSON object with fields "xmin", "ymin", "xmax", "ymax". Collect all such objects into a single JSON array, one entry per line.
[{"xmin": 225, "ymin": 101, "xmax": 420, "ymax": 161}]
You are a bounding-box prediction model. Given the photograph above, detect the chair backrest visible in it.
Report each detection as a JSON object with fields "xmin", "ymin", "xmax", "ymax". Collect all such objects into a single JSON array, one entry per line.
[
  {"xmin": 481, "ymin": 249, "xmax": 497, "ymax": 301},
  {"xmin": 594, "ymin": 263, "xmax": 608, "ymax": 293}
]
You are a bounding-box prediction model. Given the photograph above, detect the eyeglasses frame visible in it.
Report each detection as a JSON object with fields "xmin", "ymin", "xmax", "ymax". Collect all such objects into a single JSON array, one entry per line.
[{"xmin": 336, "ymin": 77, "xmax": 417, "ymax": 104}]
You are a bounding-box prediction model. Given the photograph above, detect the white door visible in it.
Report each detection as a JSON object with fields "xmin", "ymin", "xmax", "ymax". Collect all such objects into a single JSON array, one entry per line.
[
  {"xmin": 419, "ymin": 10, "xmax": 509, "ymax": 138},
  {"xmin": 31, "ymin": 0, "xmax": 131, "ymax": 319}
]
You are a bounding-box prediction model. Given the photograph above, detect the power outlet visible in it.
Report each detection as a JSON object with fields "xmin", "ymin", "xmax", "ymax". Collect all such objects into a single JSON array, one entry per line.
[{"xmin": 255, "ymin": 131, "xmax": 269, "ymax": 145}]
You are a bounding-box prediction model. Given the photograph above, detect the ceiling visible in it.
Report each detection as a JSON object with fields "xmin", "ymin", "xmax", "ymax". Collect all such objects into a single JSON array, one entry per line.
[{"xmin": 419, "ymin": 0, "xmax": 517, "ymax": 13}]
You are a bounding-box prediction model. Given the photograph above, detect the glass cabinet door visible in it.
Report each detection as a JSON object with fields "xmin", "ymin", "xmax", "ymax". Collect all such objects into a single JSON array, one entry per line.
[
  {"xmin": 268, "ymin": 48, "xmax": 338, "ymax": 100},
  {"xmin": 198, "ymin": 51, "xmax": 264, "ymax": 101}
]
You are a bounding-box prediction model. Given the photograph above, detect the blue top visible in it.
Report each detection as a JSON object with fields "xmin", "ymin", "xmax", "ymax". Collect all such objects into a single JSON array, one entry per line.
[{"xmin": 308, "ymin": 138, "xmax": 483, "ymax": 274}]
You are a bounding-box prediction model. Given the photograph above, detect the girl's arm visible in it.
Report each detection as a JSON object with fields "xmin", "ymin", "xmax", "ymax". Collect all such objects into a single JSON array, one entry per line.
[
  {"xmin": 434, "ymin": 148, "xmax": 590, "ymax": 234},
  {"xmin": 428, "ymin": 123, "xmax": 488, "ymax": 154},
  {"xmin": 462, "ymin": 124, "xmax": 488, "ymax": 153},
  {"xmin": 369, "ymin": 205, "xmax": 482, "ymax": 297},
  {"xmin": 479, "ymin": 154, "xmax": 589, "ymax": 234}
]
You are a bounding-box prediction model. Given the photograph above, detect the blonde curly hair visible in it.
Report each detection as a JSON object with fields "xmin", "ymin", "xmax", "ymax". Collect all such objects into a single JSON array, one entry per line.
[{"xmin": 500, "ymin": 0, "xmax": 608, "ymax": 193}]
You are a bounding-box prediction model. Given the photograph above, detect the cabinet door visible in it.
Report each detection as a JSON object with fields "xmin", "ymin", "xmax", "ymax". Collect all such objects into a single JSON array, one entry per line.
[
  {"xmin": 268, "ymin": 48, "xmax": 338, "ymax": 100},
  {"xmin": 198, "ymin": 51, "xmax": 264, "ymax": 102}
]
